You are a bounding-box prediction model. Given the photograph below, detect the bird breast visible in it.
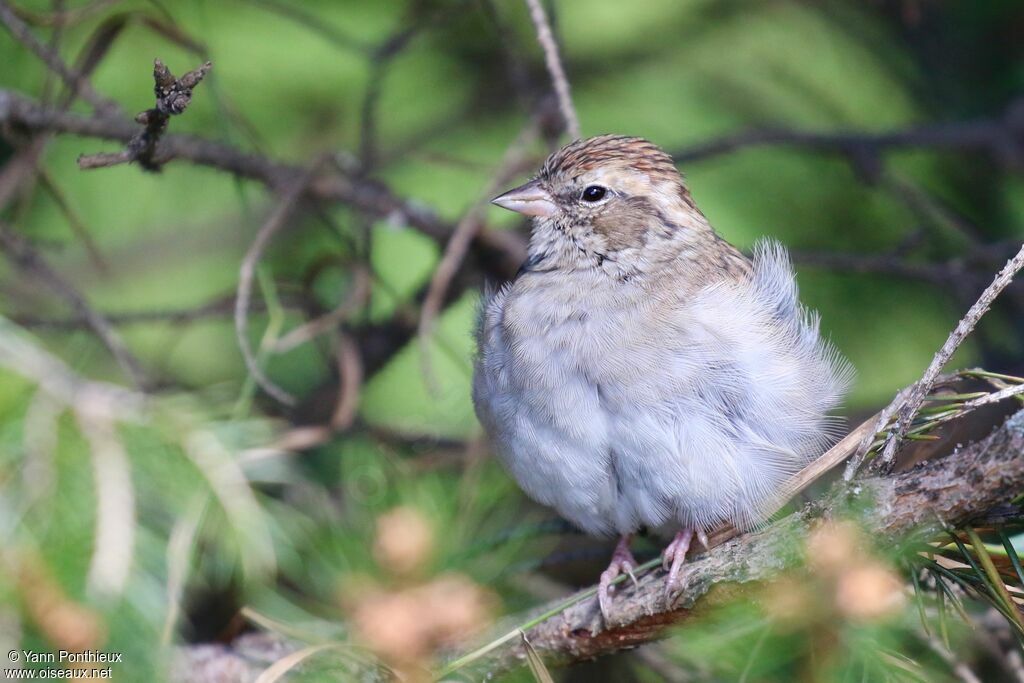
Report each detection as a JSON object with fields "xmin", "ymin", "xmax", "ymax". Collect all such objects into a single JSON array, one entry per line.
[{"xmin": 472, "ymin": 241, "xmax": 850, "ymax": 536}]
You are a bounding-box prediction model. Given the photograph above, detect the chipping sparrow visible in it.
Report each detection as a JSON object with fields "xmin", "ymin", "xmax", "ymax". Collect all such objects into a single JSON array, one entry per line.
[{"xmin": 473, "ymin": 135, "xmax": 851, "ymax": 620}]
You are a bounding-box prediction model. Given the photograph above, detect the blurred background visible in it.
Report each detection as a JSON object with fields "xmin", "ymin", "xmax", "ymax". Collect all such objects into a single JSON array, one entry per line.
[{"xmin": 1, "ymin": 0, "xmax": 1023, "ymax": 680}]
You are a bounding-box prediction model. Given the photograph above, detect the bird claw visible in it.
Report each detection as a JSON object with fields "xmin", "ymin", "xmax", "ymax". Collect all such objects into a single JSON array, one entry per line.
[
  {"xmin": 625, "ymin": 564, "xmax": 639, "ymax": 590},
  {"xmin": 598, "ymin": 535, "xmax": 637, "ymax": 624},
  {"xmin": 662, "ymin": 528, "xmax": 695, "ymax": 607}
]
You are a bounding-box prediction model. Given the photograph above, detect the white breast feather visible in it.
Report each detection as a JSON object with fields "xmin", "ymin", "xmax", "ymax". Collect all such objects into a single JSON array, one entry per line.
[{"xmin": 473, "ymin": 239, "xmax": 852, "ymax": 537}]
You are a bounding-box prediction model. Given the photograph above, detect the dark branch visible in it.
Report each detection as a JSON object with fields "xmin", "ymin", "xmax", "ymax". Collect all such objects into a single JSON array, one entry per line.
[
  {"xmin": 78, "ymin": 58, "xmax": 211, "ymax": 171},
  {"xmin": 0, "ymin": 221, "xmax": 148, "ymax": 389},
  {"xmin": 0, "ymin": 88, "xmax": 527, "ymax": 277},
  {"xmin": 0, "ymin": 0, "xmax": 117, "ymax": 112},
  {"xmin": 672, "ymin": 100, "xmax": 1024, "ymax": 171},
  {"xmin": 9, "ymin": 294, "xmax": 277, "ymax": 329}
]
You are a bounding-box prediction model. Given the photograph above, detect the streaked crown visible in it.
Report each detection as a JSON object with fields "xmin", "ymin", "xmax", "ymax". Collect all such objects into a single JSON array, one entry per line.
[{"xmin": 540, "ymin": 135, "xmax": 682, "ymax": 184}]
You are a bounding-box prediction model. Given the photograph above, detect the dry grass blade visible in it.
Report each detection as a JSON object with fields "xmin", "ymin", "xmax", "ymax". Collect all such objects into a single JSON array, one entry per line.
[
  {"xmin": 77, "ymin": 412, "xmax": 135, "ymax": 598},
  {"xmin": 254, "ymin": 643, "xmax": 345, "ymax": 683},
  {"xmin": 161, "ymin": 495, "xmax": 207, "ymax": 645},
  {"xmin": 521, "ymin": 631, "xmax": 554, "ymax": 683}
]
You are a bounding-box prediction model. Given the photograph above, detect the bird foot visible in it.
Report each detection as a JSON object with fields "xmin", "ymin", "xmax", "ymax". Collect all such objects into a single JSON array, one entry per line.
[
  {"xmin": 598, "ymin": 535, "xmax": 637, "ymax": 624},
  {"xmin": 663, "ymin": 528, "xmax": 703, "ymax": 606}
]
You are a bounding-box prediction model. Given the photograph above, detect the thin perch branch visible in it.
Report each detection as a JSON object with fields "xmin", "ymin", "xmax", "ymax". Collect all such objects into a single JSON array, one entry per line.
[
  {"xmin": 524, "ymin": 0, "xmax": 581, "ymax": 140},
  {"xmin": 417, "ymin": 121, "xmax": 539, "ymax": 379},
  {"xmin": 234, "ymin": 166, "xmax": 321, "ymax": 407},
  {"xmin": 868, "ymin": 242, "xmax": 1024, "ymax": 474}
]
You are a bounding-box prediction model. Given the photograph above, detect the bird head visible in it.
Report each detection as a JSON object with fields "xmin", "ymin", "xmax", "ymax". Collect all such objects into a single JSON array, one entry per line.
[{"xmin": 492, "ymin": 135, "xmax": 714, "ymax": 277}]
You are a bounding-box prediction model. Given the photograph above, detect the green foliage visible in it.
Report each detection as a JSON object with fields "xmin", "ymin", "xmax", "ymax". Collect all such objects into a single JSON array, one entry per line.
[{"xmin": 1, "ymin": 0, "xmax": 1022, "ymax": 681}]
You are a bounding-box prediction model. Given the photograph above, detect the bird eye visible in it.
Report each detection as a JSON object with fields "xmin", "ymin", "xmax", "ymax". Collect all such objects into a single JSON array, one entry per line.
[{"xmin": 581, "ymin": 185, "xmax": 607, "ymax": 202}]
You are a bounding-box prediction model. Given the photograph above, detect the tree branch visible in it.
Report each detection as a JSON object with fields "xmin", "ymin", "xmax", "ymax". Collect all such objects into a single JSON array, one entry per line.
[
  {"xmin": 671, "ymin": 99, "xmax": 1024, "ymax": 169},
  {"xmin": 78, "ymin": 58, "xmax": 212, "ymax": 171},
  {"xmin": 867, "ymin": 242, "xmax": 1024, "ymax": 474},
  {"xmin": 0, "ymin": 0, "xmax": 117, "ymax": 112},
  {"xmin": 0, "ymin": 88, "xmax": 527, "ymax": 277},
  {"xmin": 0, "ymin": 221, "xmax": 149, "ymax": 389},
  {"xmin": 524, "ymin": 0, "xmax": 580, "ymax": 140}
]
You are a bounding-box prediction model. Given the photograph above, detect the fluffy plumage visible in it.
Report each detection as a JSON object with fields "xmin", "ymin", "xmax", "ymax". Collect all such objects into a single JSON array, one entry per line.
[{"xmin": 474, "ymin": 134, "xmax": 850, "ymax": 566}]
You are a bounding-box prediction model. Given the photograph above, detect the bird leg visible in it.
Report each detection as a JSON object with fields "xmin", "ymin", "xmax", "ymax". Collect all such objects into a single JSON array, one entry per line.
[
  {"xmin": 662, "ymin": 527, "xmax": 707, "ymax": 604},
  {"xmin": 598, "ymin": 534, "xmax": 637, "ymax": 623}
]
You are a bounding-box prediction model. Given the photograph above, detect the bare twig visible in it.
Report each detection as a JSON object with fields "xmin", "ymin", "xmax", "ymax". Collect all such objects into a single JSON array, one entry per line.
[
  {"xmin": 0, "ymin": 221, "xmax": 148, "ymax": 388},
  {"xmin": 881, "ymin": 172, "xmax": 983, "ymax": 246},
  {"xmin": 0, "ymin": 0, "xmax": 116, "ymax": 112},
  {"xmin": 330, "ymin": 332, "xmax": 362, "ymax": 431},
  {"xmin": 235, "ymin": 167, "xmax": 321, "ymax": 407},
  {"xmin": 417, "ymin": 123, "xmax": 539, "ymax": 368},
  {"xmin": 358, "ymin": 25, "xmax": 420, "ymax": 171},
  {"xmin": 788, "ymin": 248, "xmax": 948, "ymax": 283},
  {"xmin": 3, "ymin": 90, "xmax": 509, "ymax": 261},
  {"xmin": 78, "ymin": 58, "xmax": 212, "ymax": 171},
  {"xmin": 671, "ymin": 100, "xmax": 1024, "ymax": 169},
  {"xmin": 11, "ymin": 294, "xmax": 283, "ymax": 329},
  {"xmin": 240, "ymin": 0, "xmax": 368, "ymax": 54},
  {"xmin": 10, "ymin": 0, "xmax": 120, "ymax": 28},
  {"xmin": 960, "ymin": 382, "xmax": 1024, "ymax": 411},
  {"xmin": 524, "ymin": 0, "xmax": 580, "ymax": 140},
  {"xmin": 271, "ymin": 266, "xmax": 370, "ymax": 354},
  {"xmin": 35, "ymin": 168, "xmax": 108, "ymax": 273},
  {"xmin": 867, "ymin": 243, "xmax": 1024, "ymax": 474}
]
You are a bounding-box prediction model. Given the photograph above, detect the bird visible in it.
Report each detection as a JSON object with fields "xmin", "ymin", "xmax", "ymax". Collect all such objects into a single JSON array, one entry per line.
[{"xmin": 472, "ymin": 134, "xmax": 851, "ymax": 621}]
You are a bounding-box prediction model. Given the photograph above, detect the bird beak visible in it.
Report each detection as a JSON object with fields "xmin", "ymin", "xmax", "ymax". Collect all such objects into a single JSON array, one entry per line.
[{"xmin": 491, "ymin": 179, "xmax": 557, "ymax": 218}]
